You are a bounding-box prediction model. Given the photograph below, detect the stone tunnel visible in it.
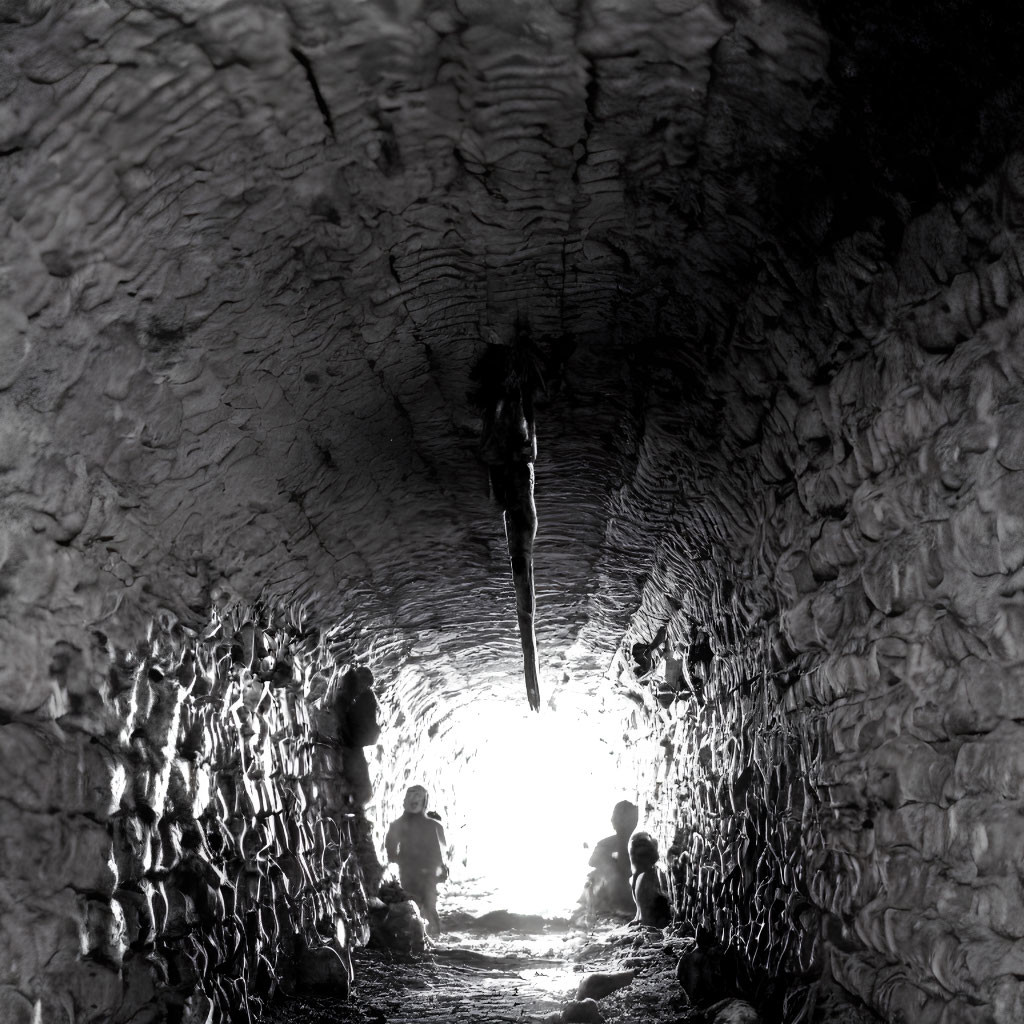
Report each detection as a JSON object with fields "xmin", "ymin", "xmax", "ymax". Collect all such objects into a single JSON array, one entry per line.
[{"xmin": 3, "ymin": 0, "xmax": 1024, "ymax": 1021}]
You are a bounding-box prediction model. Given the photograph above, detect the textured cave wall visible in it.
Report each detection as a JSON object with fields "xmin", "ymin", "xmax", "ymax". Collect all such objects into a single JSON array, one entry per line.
[
  {"xmin": 4, "ymin": 0, "xmax": 1024, "ymax": 1023},
  {"xmin": 778, "ymin": 171, "xmax": 1024, "ymax": 1024},
  {"xmin": 1, "ymin": 603, "xmax": 379, "ymax": 1023},
  {"xmin": 0, "ymin": 0, "xmax": 828, "ymax": 720},
  {"xmin": 622, "ymin": 155, "xmax": 1024, "ymax": 1022}
]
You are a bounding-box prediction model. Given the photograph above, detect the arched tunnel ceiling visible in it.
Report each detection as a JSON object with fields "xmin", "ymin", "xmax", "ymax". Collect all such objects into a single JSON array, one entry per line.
[{"xmin": 2, "ymin": 0, "xmax": 1022, "ymax": 716}]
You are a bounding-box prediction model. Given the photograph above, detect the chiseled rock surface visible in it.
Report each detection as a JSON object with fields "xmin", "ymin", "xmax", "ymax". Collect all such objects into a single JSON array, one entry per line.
[
  {"xmin": 0, "ymin": 0, "xmax": 827, "ymax": 723},
  {"xmin": 2, "ymin": 1, "xmax": 1024, "ymax": 1023},
  {"xmin": 641, "ymin": 156, "xmax": 1024, "ymax": 1022},
  {"xmin": 0, "ymin": 606, "xmax": 376, "ymax": 1021}
]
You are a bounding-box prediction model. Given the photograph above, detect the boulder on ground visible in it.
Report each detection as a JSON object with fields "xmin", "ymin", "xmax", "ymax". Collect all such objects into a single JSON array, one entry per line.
[
  {"xmin": 376, "ymin": 899, "xmax": 426, "ymax": 955},
  {"xmin": 180, "ymin": 992, "xmax": 215, "ymax": 1024},
  {"xmin": 295, "ymin": 944, "xmax": 350, "ymax": 996},
  {"xmin": 575, "ymin": 969, "xmax": 636, "ymax": 1001},
  {"xmin": 561, "ymin": 997, "xmax": 605, "ymax": 1023},
  {"xmin": 0, "ymin": 987, "xmax": 34, "ymax": 1024},
  {"xmin": 705, "ymin": 997, "xmax": 762, "ymax": 1023}
]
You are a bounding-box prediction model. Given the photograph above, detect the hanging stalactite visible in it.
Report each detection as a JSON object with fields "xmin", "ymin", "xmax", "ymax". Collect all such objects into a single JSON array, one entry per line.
[{"xmin": 473, "ymin": 322, "xmax": 545, "ymax": 711}]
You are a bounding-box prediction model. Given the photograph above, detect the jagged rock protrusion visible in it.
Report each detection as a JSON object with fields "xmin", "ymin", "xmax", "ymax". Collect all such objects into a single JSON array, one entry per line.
[{"xmin": 474, "ymin": 328, "xmax": 545, "ymax": 710}]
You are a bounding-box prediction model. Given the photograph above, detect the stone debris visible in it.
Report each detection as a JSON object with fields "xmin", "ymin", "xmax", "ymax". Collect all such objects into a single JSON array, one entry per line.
[
  {"xmin": 264, "ymin": 920, "xmax": 880, "ymax": 1024},
  {"xmin": 559, "ymin": 997, "xmax": 605, "ymax": 1022},
  {"xmin": 296, "ymin": 946, "xmax": 352, "ymax": 996},
  {"xmin": 703, "ymin": 997, "xmax": 762, "ymax": 1023},
  {"xmin": 574, "ymin": 969, "xmax": 636, "ymax": 1001},
  {"xmin": 369, "ymin": 900, "xmax": 427, "ymax": 957}
]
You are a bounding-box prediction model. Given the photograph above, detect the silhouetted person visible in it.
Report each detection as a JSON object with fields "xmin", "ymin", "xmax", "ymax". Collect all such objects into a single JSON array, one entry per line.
[
  {"xmin": 335, "ymin": 665, "xmax": 380, "ymax": 808},
  {"xmin": 385, "ymin": 785, "xmax": 448, "ymax": 937},
  {"xmin": 586, "ymin": 800, "xmax": 639, "ymax": 917},
  {"xmin": 628, "ymin": 831, "xmax": 672, "ymax": 928}
]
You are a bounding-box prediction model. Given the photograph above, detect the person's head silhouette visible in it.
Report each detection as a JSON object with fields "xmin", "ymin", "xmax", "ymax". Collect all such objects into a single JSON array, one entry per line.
[{"xmin": 611, "ymin": 800, "xmax": 639, "ymax": 837}]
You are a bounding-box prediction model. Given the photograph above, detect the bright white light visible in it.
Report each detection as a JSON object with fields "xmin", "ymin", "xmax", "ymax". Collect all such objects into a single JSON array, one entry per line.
[{"xmin": 444, "ymin": 694, "xmax": 637, "ymax": 918}]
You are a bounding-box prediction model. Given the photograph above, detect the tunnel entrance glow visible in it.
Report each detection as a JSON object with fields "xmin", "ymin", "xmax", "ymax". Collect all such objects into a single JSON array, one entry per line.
[{"xmin": 440, "ymin": 695, "xmax": 640, "ymax": 918}]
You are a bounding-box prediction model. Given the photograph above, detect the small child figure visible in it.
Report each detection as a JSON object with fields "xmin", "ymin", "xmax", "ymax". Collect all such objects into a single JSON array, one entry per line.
[
  {"xmin": 385, "ymin": 785, "xmax": 448, "ymax": 938},
  {"xmin": 627, "ymin": 831, "xmax": 672, "ymax": 928}
]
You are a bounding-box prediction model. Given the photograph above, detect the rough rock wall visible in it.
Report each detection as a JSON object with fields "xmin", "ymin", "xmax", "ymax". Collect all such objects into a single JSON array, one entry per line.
[
  {"xmin": 0, "ymin": 0, "xmax": 832, "ymax": 723},
  {"xmin": 628, "ymin": 161, "xmax": 1024, "ymax": 1022},
  {"xmin": 610, "ymin": 382, "xmax": 820, "ymax": 1018},
  {"xmin": 776, "ymin": 163, "xmax": 1024, "ymax": 1024},
  {"xmin": 0, "ymin": 603, "xmax": 376, "ymax": 1024},
  {"xmin": 4, "ymin": 0, "xmax": 1024, "ymax": 1019}
]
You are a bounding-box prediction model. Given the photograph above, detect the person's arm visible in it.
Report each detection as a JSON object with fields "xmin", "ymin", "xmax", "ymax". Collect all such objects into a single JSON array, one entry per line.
[
  {"xmin": 589, "ymin": 836, "xmax": 616, "ymax": 871},
  {"xmin": 352, "ymin": 692, "xmax": 381, "ymax": 746},
  {"xmin": 657, "ymin": 866, "xmax": 670, "ymax": 895},
  {"xmin": 385, "ymin": 820, "xmax": 400, "ymax": 863},
  {"xmin": 433, "ymin": 820, "xmax": 449, "ymax": 879},
  {"xmin": 368, "ymin": 704, "xmax": 381, "ymax": 745},
  {"xmin": 628, "ymin": 873, "xmax": 641, "ymax": 924},
  {"xmin": 340, "ymin": 692, "xmax": 378, "ymax": 747}
]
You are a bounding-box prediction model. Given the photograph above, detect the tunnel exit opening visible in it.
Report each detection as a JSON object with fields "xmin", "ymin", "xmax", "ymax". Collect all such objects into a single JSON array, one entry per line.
[
  {"xmin": 448, "ymin": 699, "xmax": 635, "ymax": 918},
  {"xmin": 373, "ymin": 685, "xmax": 655, "ymax": 920}
]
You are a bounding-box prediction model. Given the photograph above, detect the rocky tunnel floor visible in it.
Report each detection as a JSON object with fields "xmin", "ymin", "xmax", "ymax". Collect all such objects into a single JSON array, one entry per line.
[
  {"xmin": 264, "ymin": 919, "xmax": 694, "ymax": 1024},
  {"xmin": 261, "ymin": 913, "xmax": 881, "ymax": 1024}
]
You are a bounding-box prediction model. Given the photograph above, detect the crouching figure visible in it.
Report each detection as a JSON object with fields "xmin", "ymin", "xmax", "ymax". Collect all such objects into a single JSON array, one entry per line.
[{"xmin": 628, "ymin": 831, "xmax": 672, "ymax": 928}]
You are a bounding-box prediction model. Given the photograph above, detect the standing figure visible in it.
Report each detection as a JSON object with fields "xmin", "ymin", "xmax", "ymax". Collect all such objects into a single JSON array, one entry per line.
[
  {"xmin": 628, "ymin": 831, "xmax": 672, "ymax": 928},
  {"xmin": 335, "ymin": 665, "xmax": 381, "ymax": 808},
  {"xmin": 385, "ymin": 785, "xmax": 448, "ymax": 937},
  {"xmin": 586, "ymin": 800, "xmax": 639, "ymax": 917}
]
